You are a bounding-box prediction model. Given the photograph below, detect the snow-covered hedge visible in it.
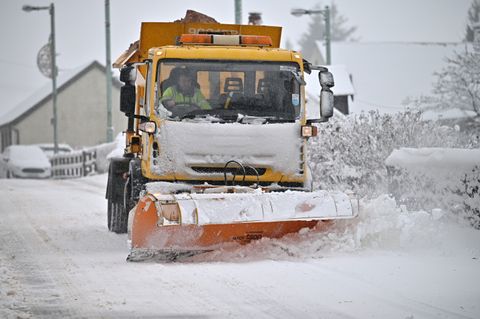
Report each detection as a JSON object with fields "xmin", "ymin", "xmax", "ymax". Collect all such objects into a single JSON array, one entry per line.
[
  {"xmin": 308, "ymin": 110, "xmax": 480, "ymax": 227},
  {"xmin": 94, "ymin": 141, "xmax": 118, "ymax": 173},
  {"xmin": 385, "ymin": 148, "xmax": 480, "ymax": 228}
]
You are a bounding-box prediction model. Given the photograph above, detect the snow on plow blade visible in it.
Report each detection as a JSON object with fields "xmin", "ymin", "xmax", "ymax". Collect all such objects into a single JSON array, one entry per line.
[{"xmin": 128, "ymin": 189, "xmax": 358, "ymax": 261}]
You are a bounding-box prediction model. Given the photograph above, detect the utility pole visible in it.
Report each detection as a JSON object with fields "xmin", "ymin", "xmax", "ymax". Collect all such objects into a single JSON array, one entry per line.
[
  {"xmin": 105, "ymin": 0, "xmax": 114, "ymax": 142},
  {"xmin": 324, "ymin": 6, "xmax": 331, "ymax": 65},
  {"xmin": 23, "ymin": 3, "xmax": 59, "ymax": 153},
  {"xmin": 50, "ymin": 3, "xmax": 58, "ymax": 154},
  {"xmin": 291, "ymin": 6, "xmax": 332, "ymax": 65},
  {"xmin": 235, "ymin": 0, "xmax": 242, "ymax": 24}
]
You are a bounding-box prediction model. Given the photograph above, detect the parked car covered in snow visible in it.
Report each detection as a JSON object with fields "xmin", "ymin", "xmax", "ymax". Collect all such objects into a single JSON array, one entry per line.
[
  {"xmin": 0, "ymin": 145, "xmax": 52, "ymax": 179},
  {"xmin": 34, "ymin": 143, "xmax": 74, "ymax": 158}
]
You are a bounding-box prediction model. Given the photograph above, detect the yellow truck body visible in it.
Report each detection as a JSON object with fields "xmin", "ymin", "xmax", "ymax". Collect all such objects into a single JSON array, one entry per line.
[{"xmin": 105, "ymin": 22, "xmax": 356, "ymax": 259}]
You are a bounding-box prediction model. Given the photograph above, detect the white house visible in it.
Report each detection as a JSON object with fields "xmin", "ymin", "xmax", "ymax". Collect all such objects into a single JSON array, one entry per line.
[
  {"xmin": 310, "ymin": 40, "xmax": 469, "ymax": 113},
  {"xmin": 0, "ymin": 61, "xmax": 125, "ymax": 151}
]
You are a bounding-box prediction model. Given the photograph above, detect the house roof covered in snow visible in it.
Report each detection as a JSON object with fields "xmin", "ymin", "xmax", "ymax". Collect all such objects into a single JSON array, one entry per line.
[
  {"xmin": 0, "ymin": 61, "xmax": 121, "ymax": 127},
  {"xmin": 314, "ymin": 41, "xmax": 470, "ymax": 113}
]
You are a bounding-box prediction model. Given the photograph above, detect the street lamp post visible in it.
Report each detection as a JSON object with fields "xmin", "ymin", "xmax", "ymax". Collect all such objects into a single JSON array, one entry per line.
[
  {"xmin": 23, "ymin": 3, "xmax": 59, "ymax": 154},
  {"xmin": 291, "ymin": 6, "xmax": 331, "ymax": 65},
  {"xmin": 105, "ymin": 0, "xmax": 113, "ymax": 143},
  {"xmin": 234, "ymin": 0, "xmax": 242, "ymax": 24}
]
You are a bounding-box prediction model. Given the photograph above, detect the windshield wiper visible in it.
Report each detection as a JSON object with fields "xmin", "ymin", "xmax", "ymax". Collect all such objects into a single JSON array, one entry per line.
[{"xmin": 178, "ymin": 109, "xmax": 214, "ymax": 120}]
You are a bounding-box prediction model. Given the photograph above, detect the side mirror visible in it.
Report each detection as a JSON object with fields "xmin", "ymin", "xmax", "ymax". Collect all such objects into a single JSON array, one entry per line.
[
  {"xmin": 318, "ymin": 70, "xmax": 335, "ymax": 121},
  {"xmin": 120, "ymin": 65, "xmax": 136, "ymax": 84},
  {"xmin": 320, "ymin": 88, "xmax": 334, "ymax": 119},
  {"xmin": 119, "ymin": 66, "xmax": 136, "ymax": 116},
  {"xmin": 319, "ymin": 71, "xmax": 334, "ymax": 88},
  {"xmin": 120, "ymin": 85, "xmax": 136, "ymax": 115}
]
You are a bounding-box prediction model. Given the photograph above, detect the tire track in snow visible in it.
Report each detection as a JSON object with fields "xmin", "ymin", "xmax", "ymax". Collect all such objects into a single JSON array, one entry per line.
[
  {"xmin": 300, "ymin": 259, "xmax": 476, "ymax": 319},
  {"xmin": 0, "ymin": 179, "xmax": 103, "ymax": 318},
  {"xmin": 1, "ymin": 176, "xmax": 478, "ymax": 318}
]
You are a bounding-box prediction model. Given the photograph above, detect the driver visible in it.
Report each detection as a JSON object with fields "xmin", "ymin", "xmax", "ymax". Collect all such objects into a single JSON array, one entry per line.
[{"xmin": 160, "ymin": 69, "xmax": 211, "ymax": 111}]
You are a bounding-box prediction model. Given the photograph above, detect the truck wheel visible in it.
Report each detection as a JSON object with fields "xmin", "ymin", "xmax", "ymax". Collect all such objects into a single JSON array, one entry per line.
[
  {"xmin": 124, "ymin": 176, "xmax": 135, "ymax": 218},
  {"xmin": 124, "ymin": 159, "xmax": 148, "ymax": 217},
  {"xmin": 107, "ymin": 198, "xmax": 112, "ymax": 229},
  {"xmin": 106, "ymin": 158, "xmax": 130, "ymax": 233},
  {"xmin": 109, "ymin": 201, "xmax": 128, "ymax": 233}
]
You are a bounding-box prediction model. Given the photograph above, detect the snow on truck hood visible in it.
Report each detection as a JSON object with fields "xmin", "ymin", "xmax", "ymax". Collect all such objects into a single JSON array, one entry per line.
[{"xmin": 151, "ymin": 121, "xmax": 303, "ymax": 176}]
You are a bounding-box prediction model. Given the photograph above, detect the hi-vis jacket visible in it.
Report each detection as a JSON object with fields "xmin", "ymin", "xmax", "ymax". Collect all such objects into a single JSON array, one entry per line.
[{"xmin": 161, "ymin": 86, "xmax": 211, "ymax": 110}]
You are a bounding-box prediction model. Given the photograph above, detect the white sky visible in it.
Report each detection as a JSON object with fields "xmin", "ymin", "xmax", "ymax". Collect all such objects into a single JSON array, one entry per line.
[{"xmin": 0, "ymin": 0, "xmax": 472, "ymax": 115}]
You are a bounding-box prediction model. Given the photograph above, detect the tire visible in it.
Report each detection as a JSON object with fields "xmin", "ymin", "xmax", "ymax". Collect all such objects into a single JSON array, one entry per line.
[
  {"xmin": 109, "ymin": 201, "xmax": 128, "ymax": 233},
  {"xmin": 107, "ymin": 198, "xmax": 112, "ymax": 230},
  {"xmin": 124, "ymin": 159, "xmax": 148, "ymax": 214},
  {"xmin": 124, "ymin": 176, "xmax": 135, "ymax": 218},
  {"xmin": 106, "ymin": 158, "xmax": 130, "ymax": 233}
]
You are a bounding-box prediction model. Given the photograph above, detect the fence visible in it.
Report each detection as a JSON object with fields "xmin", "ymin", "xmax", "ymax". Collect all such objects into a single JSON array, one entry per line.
[
  {"xmin": 50, "ymin": 149, "xmax": 96, "ymax": 178},
  {"xmin": 50, "ymin": 142, "xmax": 117, "ymax": 179}
]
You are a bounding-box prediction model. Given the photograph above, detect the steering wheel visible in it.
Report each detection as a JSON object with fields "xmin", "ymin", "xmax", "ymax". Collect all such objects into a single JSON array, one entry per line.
[{"xmin": 163, "ymin": 102, "xmax": 200, "ymax": 118}]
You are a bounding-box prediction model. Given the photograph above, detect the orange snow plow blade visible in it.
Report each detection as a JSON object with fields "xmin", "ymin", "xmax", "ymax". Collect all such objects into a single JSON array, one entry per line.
[{"xmin": 128, "ymin": 189, "xmax": 358, "ymax": 261}]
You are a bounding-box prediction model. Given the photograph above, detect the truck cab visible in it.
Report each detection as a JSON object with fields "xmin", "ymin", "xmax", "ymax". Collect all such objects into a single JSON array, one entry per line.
[{"xmin": 106, "ymin": 22, "xmax": 335, "ymax": 233}]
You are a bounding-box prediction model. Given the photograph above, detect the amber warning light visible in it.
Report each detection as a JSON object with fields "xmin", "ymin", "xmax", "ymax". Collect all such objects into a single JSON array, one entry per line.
[
  {"xmin": 301, "ymin": 125, "xmax": 318, "ymax": 137},
  {"xmin": 179, "ymin": 34, "xmax": 272, "ymax": 47}
]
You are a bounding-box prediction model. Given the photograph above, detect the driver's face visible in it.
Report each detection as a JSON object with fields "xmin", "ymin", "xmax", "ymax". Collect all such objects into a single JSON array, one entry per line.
[{"xmin": 178, "ymin": 75, "xmax": 193, "ymax": 92}]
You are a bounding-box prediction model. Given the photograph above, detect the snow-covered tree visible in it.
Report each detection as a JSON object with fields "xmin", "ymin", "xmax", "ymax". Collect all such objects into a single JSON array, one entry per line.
[
  {"xmin": 298, "ymin": 2, "xmax": 357, "ymax": 61},
  {"xmin": 465, "ymin": 0, "xmax": 480, "ymax": 42},
  {"xmin": 427, "ymin": 46, "xmax": 480, "ymax": 117},
  {"xmin": 309, "ymin": 110, "xmax": 478, "ymax": 197},
  {"xmin": 308, "ymin": 111, "xmax": 480, "ymax": 228},
  {"xmin": 416, "ymin": 1, "xmax": 480, "ymax": 117}
]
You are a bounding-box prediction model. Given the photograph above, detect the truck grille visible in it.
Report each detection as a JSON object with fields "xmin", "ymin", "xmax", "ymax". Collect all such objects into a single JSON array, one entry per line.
[{"xmin": 190, "ymin": 166, "xmax": 267, "ymax": 176}]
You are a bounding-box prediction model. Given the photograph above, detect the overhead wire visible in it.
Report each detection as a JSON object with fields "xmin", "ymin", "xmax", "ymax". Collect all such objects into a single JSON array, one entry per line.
[
  {"xmin": 0, "ymin": 58, "xmax": 36, "ymax": 69},
  {"xmin": 355, "ymin": 98, "xmax": 408, "ymax": 110}
]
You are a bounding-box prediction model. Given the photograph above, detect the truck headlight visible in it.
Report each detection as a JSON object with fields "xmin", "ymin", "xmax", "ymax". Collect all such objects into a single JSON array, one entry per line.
[{"xmin": 139, "ymin": 121, "xmax": 157, "ymax": 134}]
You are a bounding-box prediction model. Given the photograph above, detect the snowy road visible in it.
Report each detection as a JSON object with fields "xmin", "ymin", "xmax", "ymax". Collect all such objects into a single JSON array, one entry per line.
[{"xmin": 1, "ymin": 175, "xmax": 479, "ymax": 319}]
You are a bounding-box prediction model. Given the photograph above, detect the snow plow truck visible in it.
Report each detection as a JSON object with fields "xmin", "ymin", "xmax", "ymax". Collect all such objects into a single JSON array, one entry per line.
[{"xmin": 106, "ymin": 20, "xmax": 358, "ymax": 260}]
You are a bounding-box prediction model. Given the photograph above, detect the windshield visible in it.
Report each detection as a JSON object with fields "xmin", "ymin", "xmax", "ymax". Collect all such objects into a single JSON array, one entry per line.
[{"xmin": 155, "ymin": 60, "xmax": 302, "ymax": 123}]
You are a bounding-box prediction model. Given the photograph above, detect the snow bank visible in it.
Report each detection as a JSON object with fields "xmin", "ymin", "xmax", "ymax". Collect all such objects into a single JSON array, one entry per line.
[
  {"xmin": 106, "ymin": 132, "xmax": 126, "ymax": 160},
  {"xmin": 191, "ymin": 195, "xmax": 480, "ymax": 262},
  {"xmin": 94, "ymin": 141, "xmax": 117, "ymax": 173},
  {"xmin": 384, "ymin": 147, "xmax": 480, "ymax": 228},
  {"xmin": 386, "ymin": 147, "xmax": 480, "ymax": 173},
  {"xmin": 308, "ymin": 111, "xmax": 480, "ymax": 198}
]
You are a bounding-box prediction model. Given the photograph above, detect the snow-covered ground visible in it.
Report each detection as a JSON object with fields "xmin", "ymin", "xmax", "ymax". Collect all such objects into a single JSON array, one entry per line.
[{"xmin": 1, "ymin": 175, "xmax": 479, "ymax": 319}]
